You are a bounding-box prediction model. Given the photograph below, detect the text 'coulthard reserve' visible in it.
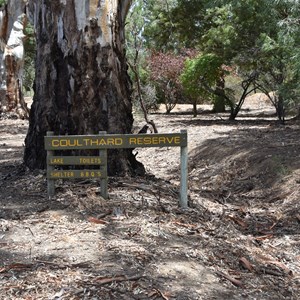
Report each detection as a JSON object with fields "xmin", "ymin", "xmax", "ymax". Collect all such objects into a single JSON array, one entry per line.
[{"xmin": 45, "ymin": 133, "xmax": 187, "ymax": 150}]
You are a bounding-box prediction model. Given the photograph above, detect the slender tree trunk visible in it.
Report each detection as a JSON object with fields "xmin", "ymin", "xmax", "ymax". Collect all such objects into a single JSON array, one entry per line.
[
  {"xmin": 0, "ymin": 5, "xmax": 8, "ymax": 103},
  {"xmin": 0, "ymin": 0, "xmax": 28, "ymax": 118},
  {"xmin": 212, "ymin": 76, "xmax": 226, "ymax": 113},
  {"xmin": 24, "ymin": 0, "xmax": 144, "ymax": 175},
  {"xmin": 275, "ymin": 95, "xmax": 285, "ymax": 124},
  {"xmin": 192, "ymin": 99, "xmax": 197, "ymax": 117},
  {"xmin": 128, "ymin": 61, "xmax": 158, "ymax": 133},
  {"xmin": 295, "ymin": 106, "xmax": 300, "ymax": 121}
]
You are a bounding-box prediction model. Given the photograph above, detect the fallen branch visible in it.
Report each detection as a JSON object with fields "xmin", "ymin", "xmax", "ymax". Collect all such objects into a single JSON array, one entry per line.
[
  {"xmin": 150, "ymin": 288, "xmax": 171, "ymax": 300},
  {"xmin": 34, "ymin": 260, "xmax": 91, "ymax": 269},
  {"xmin": 93, "ymin": 274, "xmax": 144, "ymax": 285},
  {"xmin": 260, "ymin": 267, "xmax": 285, "ymax": 277},
  {"xmin": 215, "ymin": 270, "xmax": 244, "ymax": 288},
  {"xmin": 0, "ymin": 263, "xmax": 33, "ymax": 273}
]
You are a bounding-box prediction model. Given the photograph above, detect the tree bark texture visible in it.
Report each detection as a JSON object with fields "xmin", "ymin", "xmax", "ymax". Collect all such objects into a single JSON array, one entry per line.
[
  {"xmin": 0, "ymin": 0, "xmax": 28, "ymax": 118},
  {"xmin": 24, "ymin": 0, "xmax": 143, "ymax": 175}
]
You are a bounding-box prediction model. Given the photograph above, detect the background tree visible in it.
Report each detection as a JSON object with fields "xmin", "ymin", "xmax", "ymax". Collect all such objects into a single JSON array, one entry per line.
[
  {"xmin": 144, "ymin": 0, "xmax": 300, "ymax": 121},
  {"xmin": 196, "ymin": 0, "xmax": 300, "ymax": 121},
  {"xmin": 252, "ymin": 0, "xmax": 300, "ymax": 122},
  {"xmin": 180, "ymin": 53, "xmax": 227, "ymax": 115},
  {"xmin": 24, "ymin": 0, "xmax": 144, "ymax": 175},
  {"xmin": 198, "ymin": 1, "xmax": 276, "ymax": 117},
  {"xmin": 0, "ymin": 0, "xmax": 29, "ymax": 118}
]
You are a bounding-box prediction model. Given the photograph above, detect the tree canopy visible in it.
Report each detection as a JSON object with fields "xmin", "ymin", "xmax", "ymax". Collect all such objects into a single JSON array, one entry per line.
[{"xmin": 134, "ymin": 0, "xmax": 300, "ymax": 121}]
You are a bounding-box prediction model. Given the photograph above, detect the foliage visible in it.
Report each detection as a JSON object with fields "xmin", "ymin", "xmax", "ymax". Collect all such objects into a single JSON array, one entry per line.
[
  {"xmin": 144, "ymin": 0, "xmax": 273, "ymax": 117},
  {"xmin": 202, "ymin": 0, "xmax": 277, "ymax": 61},
  {"xmin": 6, "ymin": 0, "xmax": 300, "ymax": 121},
  {"xmin": 125, "ymin": 0, "xmax": 148, "ymax": 78},
  {"xmin": 0, "ymin": 0, "xmax": 7, "ymax": 7},
  {"xmin": 203, "ymin": 0, "xmax": 300, "ymax": 121},
  {"xmin": 143, "ymin": 0, "xmax": 183, "ymax": 51},
  {"xmin": 126, "ymin": 1, "xmax": 200, "ymax": 114},
  {"xmin": 180, "ymin": 53, "xmax": 258, "ymax": 117},
  {"xmin": 148, "ymin": 50, "xmax": 196, "ymax": 113},
  {"xmin": 149, "ymin": 51, "xmax": 189, "ymax": 85},
  {"xmin": 180, "ymin": 53, "xmax": 223, "ymax": 101},
  {"xmin": 256, "ymin": 1, "xmax": 300, "ymax": 120}
]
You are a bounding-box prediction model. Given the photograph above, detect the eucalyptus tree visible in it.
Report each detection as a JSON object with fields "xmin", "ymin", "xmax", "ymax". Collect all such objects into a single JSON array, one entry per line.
[
  {"xmin": 0, "ymin": 0, "xmax": 29, "ymax": 118},
  {"xmin": 24, "ymin": 0, "xmax": 145, "ymax": 175}
]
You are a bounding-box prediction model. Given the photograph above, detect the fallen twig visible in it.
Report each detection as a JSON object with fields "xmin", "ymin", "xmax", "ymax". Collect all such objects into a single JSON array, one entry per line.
[
  {"xmin": 172, "ymin": 221, "xmax": 197, "ymax": 229},
  {"xmin": 88, "ymin": 217, "xmax": 109, "ymax": 225},
  {"xmin": 154, "ymin": 190, "xmax": 169, "ymax": 213},
  {"xmin": 239, "ymin": 257, "xmax": 254, "ymax": 272}
]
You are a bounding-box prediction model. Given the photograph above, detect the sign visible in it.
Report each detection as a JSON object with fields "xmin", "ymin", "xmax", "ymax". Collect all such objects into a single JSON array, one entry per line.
[
  {"xmin": 45, "ymin": 130, "xmax": 188, "ymax": 208},
  {"xmin": 44, "ymin": 133, "xmax": 187, "ymax": 150}
]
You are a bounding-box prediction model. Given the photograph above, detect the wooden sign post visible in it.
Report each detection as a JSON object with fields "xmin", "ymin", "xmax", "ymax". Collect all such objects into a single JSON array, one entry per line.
[{"xmin": 45, "ymin": 131, "xmax": 188, "ymax": 207}]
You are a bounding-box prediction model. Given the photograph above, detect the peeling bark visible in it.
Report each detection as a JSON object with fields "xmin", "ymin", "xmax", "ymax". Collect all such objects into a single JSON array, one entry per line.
[
  {"xmin": 0, "ymin": 0, "xmax": 28, "ymax": 118},
  {"xmin": 0, "ymin": 5, "xmax": 8, "ymax": 104},
  {"xmin": 24, "ymin": 0, "xmax": 144, "ymax": 175}
]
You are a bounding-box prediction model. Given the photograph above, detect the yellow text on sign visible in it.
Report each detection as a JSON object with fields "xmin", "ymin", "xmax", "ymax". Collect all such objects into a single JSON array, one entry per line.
[
  {"xmin": 48, "ymin": 170, "xmax": 105, "ymax": 179},
  {"xmin": 51, "ymin": 138, "xmax": 123, "ymax": 148},
  {"xmin": 47, "ymin": 156, "xmax": 105, "ymax": 166},
  {"xmin": 79, "ymin": 157, "xmax": 102, "ymax": 164},
  {"xmin": 128, "ymin": 136, "xmax": 181, "ymax": 146},
  {"xmin": 50, "ymin": 157, "xmax": 64, "ymax": 164},
  {"xmin": 45, "ymin": 133, "xmax": 187, "ymax": 150}
]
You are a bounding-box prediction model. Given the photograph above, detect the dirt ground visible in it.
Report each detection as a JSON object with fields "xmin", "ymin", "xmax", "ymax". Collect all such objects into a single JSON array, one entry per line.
[{"xmin": 0, "ymin": 96, "xmax": 300, "ymax": 300}]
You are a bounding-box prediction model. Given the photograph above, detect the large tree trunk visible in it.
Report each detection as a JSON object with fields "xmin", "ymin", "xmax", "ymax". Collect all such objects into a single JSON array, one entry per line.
[
  {"xmin": 24, "ymin": 0, "xmax": 143, "ymax": 175},
  {"xmin": 0, "ymin": 0, "xmax": 29, "ymax": 118}
]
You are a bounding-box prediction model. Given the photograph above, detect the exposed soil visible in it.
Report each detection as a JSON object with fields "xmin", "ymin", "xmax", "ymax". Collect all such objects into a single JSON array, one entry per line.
[{"xmin": 0, "ymin": 96, "xmax": 300, "ymax": 299}]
